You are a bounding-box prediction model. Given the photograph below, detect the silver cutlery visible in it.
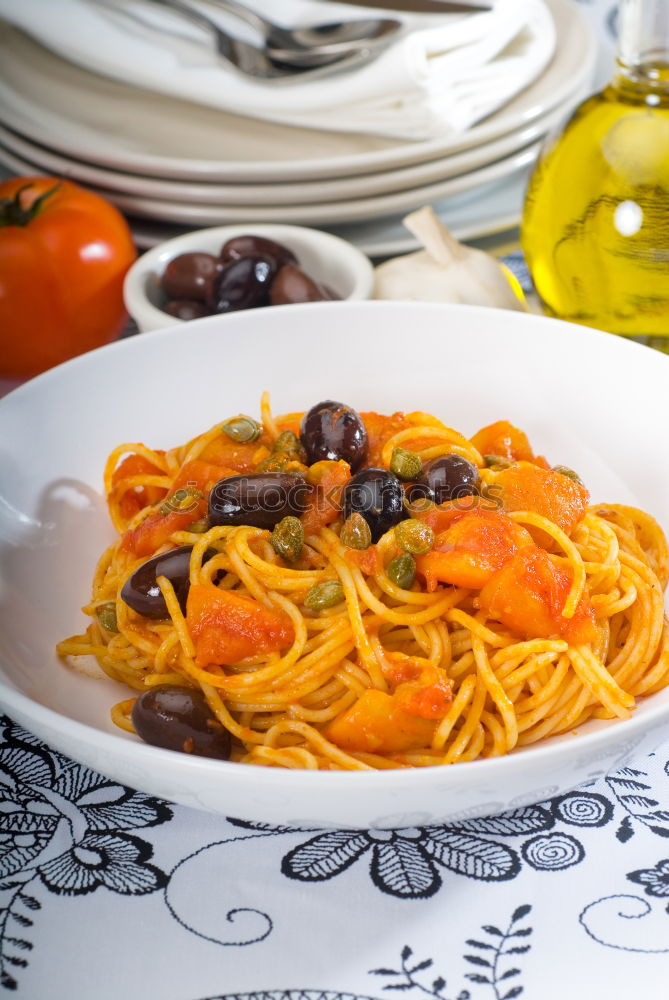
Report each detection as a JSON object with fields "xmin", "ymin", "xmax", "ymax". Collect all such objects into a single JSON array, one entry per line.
[
  {"xmin": 335, "ymin": 0, "xmax": 492, "ymax": 11},
  {"xmin": 148, "ymin": 0, "xmax": 396, "ymax": 78},
  {"xmin": 206, "ymin": 0, "xmax": 402, "ymax": 68}
]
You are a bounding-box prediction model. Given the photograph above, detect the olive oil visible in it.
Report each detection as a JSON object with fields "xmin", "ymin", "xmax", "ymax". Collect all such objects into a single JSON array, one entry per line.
[{"xmin": 522, "ymin": 0, "xmax": 669, "ymax": 346}]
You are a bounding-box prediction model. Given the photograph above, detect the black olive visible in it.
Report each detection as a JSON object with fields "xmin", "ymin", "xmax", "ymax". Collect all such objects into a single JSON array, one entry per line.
[
  {"xmin": 342, "ymin": 468, "xmax": 406, "ymax": 543},
  {"xmin": 132, "ymin": 685, "xmax": 231, "ymax": 760},
  {"xmin": 270, "ymin": 264, "xmax": 338, "ymax": 305},
  {"xmin": 220, "ymin": 234, "xmax": 298, "ymax": 269},
  {"xmin": 208, "ymin": 254, "xmax": 277, "ymax": 313},
  {"xmin": 161, "ymin": 252, "xmax": 220, "ymax": 302},
  {"xmin": 408, "ymin": 454, "xmax": 480, "ymax": 506},
  {"xmin": 164, "ymin": 299, "xmax": 211, "ymax": 320},
  {"xmin": 209, "ymin": 473, "xmax": 310, "ymax": 530},
  {"xmin": 300, "ymin": 400, "xmax": 368, "ymax": 471},
  {"xmin": 121, "ymin": 545, "xmax": 214, "ymax": 620}
]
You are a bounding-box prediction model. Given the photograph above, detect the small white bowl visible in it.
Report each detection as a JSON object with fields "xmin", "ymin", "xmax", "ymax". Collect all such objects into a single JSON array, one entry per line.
[{"xmin": 124, "ymin": 223, "xmax": 375, "ymax": 331}]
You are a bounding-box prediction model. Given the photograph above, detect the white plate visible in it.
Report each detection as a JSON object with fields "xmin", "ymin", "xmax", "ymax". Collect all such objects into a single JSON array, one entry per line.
[
  {"xmin": 0, "ymin": 100, "xmax": 572, "ymax": 206},
  {"xmin": 0, "ymin": 141, "xmax": 540, "ymax": 226},
  {"xmin": 0, "ymin": 302, "xmax": 667, "ymax": 828},
  {"xmin": 334, "ymin": 169, "xmax": 531, "ymax": 255},
  {"xmin": 0, "ymin": 0, "xmax": 595, "ymax": 183},
  {"xmin": 0, "ymin": 144, "xmax": 531, "ymax": 255},
  {"xmin": 125, "ymin": 167, "xmax": 532, "ymax": 255}
]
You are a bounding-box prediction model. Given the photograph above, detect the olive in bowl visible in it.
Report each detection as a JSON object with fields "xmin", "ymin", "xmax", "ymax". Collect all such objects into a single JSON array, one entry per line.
[
  {"xmin": 164, "ymin": 238, "xmax": 334, "ymax": 318},
  {"xmin": 123, "ymin": 224, "xmax": 374, "ymax": 332}
]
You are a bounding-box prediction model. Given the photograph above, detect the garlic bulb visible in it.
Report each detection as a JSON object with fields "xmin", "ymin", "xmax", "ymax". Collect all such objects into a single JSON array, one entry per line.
[{"xmin": 373, "ymin": 206, "xmax": 526, "ymax": 311}]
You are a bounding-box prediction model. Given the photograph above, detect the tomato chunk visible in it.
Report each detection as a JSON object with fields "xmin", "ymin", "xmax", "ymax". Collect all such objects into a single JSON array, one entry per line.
[
  {"xmin": 111, "ymin": 452, "xmax": 167, "ymax": 519},
  {"xmin": 413, "ymin": 499, "xmax": 481, "ymax": 534},
  {"xmin": 324, "ymin": 647, "xmax": 453, "ymax": 753},
  {"xmin": 382, "ymin": 653, "xmax": 453, "ymax": 720},
  {"xmin": 120, "ymin": 459, "xmax": 235, "ymax": 556},
  {"xmin": 344, "ymin": 545, "xmax": 382, "ymax": 576},
  {"xmin": 324, "ymin": 689, "xmax": 437, "ymax": 753},
  {"xmin": 478, "ymin": 546, "xmax": 597, "ymax": 644},
  {"xmin": 172, "ymin": 459, "xmax": 238, "ymax": 494},
  {"xmin": 186, "ymin": 584, "xmax": 294, "ymax": 667},
  {"xmin": 496, "ymin": 463, "xmax": 589, "ymax": 537},
  {"xmin": 301, "ymin": 460, "xmax": 351, "ymax": 536},
  {"xmin": 199, "ymin": 434, "xmax": 267, "ymax": 473},
  {"xmin": 120, "ymin": 504, "xmax": 207, "ymax": 558},
  {"xmin": 416, "ymin": 510, "xmax": 534, "ymax": 591},
  {"xmin": 471, "ymin": 420, "xmax": 536, "ymax": 462},
  {"xmin": 359, "ymin": 411, "xmax": 411, "ymax": 467}
]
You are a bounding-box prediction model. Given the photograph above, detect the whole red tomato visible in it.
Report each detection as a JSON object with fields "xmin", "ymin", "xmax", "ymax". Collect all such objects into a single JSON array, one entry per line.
[{"xmin": 0, "ymin": 176, "xmax": 137, "ymax": 377}]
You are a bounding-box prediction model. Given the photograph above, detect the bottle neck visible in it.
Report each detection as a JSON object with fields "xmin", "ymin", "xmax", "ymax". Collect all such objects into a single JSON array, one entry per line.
[{"xmin": 615, "ymin": 0, "xmax": 669, "ymax": 92}]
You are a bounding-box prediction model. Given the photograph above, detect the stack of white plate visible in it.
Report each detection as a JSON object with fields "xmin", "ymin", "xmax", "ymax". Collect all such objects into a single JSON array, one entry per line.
[{"xmin": 0, "ymin": 0, "xmax": 595, "ymax": 257}]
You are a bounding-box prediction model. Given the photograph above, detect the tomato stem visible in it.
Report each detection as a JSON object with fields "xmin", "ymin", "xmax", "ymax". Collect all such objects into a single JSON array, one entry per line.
[{"xmin": 0, "ymin": 182, "xmax": 61, "ymax": 228}]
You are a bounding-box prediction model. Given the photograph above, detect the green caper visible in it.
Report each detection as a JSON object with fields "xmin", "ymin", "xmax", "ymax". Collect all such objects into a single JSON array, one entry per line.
[
  {"xmin": 187, "ymin": 517, "xmax": 210, "ymax": 533},
  {"xmin": 390, "ymin": 447, "xmax": 423, "ymax": 482},
  {"xmin": 271, "ymin": 516, "xmax": 304, "ymax": 563},
  {"xmin": 159, "ymin": 486, "xmax": 203, "ymax": 515},
  {"xmin": 97, "ymin": 602, "xmax": 118, "ymax": 633},
  {"xmin": 395, "ymin": 519, "xmax": 434, "ymax": 555},
  {"xmin": 340, "ymin": 512, "xmax": 372, "ymax": 550},
  {"xmin": 304, "ymin": 580, "xmax": 345, "ymax": 611},
  {"xmin": 222, "ymin": 416, "xmax": 262, "ymax": 443},
  {"xmin": 257, "ymin": 455, "xmax": 287, "ymax": 473},
  {"xmin": 257, "ymin": 455, "xmax": 307, "ymax": 476},
  {"xmin": 553, "ymin": 465, "xmax": 584, "ymax": 486},
  {"xmin": 274, "ymin": 429, "xmax": 299, "ymax": 451},
  {"xmin": 484, "ymin": 454, "xmax": 513, "ymax": 469},
  {"xmin": 387, "ymin": 553, "xmax": 416, "ymax": 590},
  {"xmin": 273, "ymin": 430, "xmax": 307, "ymax": 462}
]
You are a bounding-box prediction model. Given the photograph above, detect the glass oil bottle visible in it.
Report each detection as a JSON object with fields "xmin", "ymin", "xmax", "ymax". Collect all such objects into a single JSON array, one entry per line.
[{"xmin": 521, "ymin": 0, "xmax": 669, "ymax": 348}]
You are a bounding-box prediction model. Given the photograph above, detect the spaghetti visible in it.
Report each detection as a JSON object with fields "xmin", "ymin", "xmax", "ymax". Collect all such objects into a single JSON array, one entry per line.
[{"xmin": 57, "ymin": 397, "xmax": 669, "ymax": 770}]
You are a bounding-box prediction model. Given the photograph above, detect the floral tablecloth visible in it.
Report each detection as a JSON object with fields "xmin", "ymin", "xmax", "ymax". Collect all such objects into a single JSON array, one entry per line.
[
  {"xmin": 5, "ymin": 2, "xmax": 669, "ymax": 998},
  {"xmin": 1, "ymin": 713, "xmax": 669, "ymax": 999}
]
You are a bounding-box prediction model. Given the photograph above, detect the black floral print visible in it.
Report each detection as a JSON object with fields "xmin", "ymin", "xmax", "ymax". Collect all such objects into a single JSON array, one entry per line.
[
  {"xmin": 38, "ymin": 832, "xmax": 165, "ymax": 895},
  {"xmin": 463, "ymin": 904, "xmax": 533, "ymax": 1000},
  {"xmin": 0, "ymin": 719, "xmax": 171, "ymax": 989},
  {"xmin": 550, "ymin": 792, "xmax": 612, "ymax": 827},
  {"xmin": 207, "ymin": 993, "xmax": 380, "ymax": 1000},
  {"xmin": 371, "ymin": 943, "xmax": 469, "ymax": 999},
  {"xmin": 280, "ymin": 824, "xmax": 524, "ymax": 899},
  {"xmin": 606, "ymin": 768, "xmax": 669, "ymax": 839},
  {"xmin": 2, "ymin": 705, "xmax": 669, "ymax": 991},
  {"xmin": 521, "ymin": 833, "xmax": 584, "ymax": 871},
  {"xmin": 367, "ymin": 905, "xmax": 533, "ymax": 1000},
  {"xmin": 627, "ymin": 860, "xmax": 669, "ymax": 912},
  {"xmin": 231, "ymin": 793, "xmax": 612, "ymax": 900}
]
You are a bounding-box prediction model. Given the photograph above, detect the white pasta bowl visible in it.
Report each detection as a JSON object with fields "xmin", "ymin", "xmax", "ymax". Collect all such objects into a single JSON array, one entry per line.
[
  {"xmin": 0, "ymin": 301, "xmax": 667, "ymax": 829},
  {"xmin": 123, "ymin": 223, "xmax": 375, "ymax": 331}
]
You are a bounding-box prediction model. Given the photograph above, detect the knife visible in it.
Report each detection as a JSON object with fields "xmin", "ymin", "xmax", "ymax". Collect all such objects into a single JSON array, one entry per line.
[{"xmin": 332, "ymin": 0, "xmax": 493, "ymax": 13}]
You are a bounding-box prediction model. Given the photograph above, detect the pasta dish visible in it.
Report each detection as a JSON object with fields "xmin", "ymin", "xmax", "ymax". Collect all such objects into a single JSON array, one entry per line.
[{"xmin": 57, "ymin": 394, "xmax": 669, "ymax": 771}]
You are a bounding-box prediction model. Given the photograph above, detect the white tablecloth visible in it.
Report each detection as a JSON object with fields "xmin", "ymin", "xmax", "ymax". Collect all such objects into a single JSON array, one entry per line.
[{"xmin": 2, "ymin": 713, "xmax": 668, "ymax": 999}]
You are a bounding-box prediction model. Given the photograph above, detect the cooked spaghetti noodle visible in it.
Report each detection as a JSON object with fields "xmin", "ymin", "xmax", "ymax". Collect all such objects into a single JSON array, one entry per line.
[{"xmin": 57, "ymin": 397, "xmax": 669, "ymax": 770}]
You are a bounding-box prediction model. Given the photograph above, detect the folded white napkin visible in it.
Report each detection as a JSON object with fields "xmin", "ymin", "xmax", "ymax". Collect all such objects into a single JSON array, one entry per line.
[{"xmin": 0, "ymin": 0, "xmax": 556, "ymax": 140}]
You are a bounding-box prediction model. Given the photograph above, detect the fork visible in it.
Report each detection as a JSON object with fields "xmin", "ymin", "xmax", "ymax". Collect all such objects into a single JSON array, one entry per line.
[
  {"xmin": 147, "ymin": 0, "xmax": 391, "ymax": 80},
  {"xmin": 207, "ymin": 0, "xmax": 402, "ymax": 67}
]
